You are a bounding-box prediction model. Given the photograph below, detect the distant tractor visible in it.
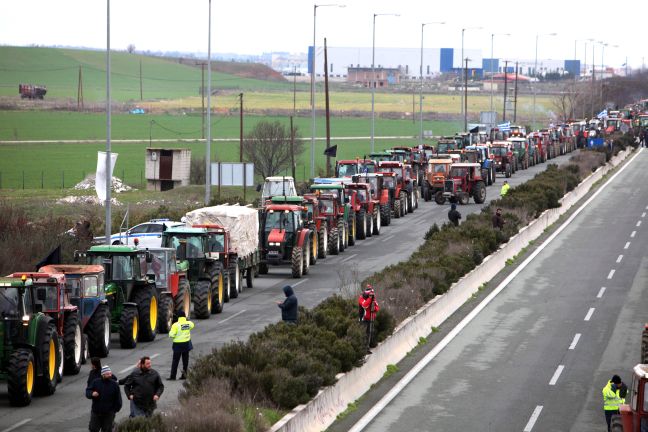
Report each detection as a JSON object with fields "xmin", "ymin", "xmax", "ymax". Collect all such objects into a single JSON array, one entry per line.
[
  {"xmin": 491, "ymin": 142, "xmax": 516, "ymax": 178},
  {"xmin": 353, "ymin": 173, "xmax": 392, "ymax": 227},
  {"xmin": 0, "ymin": 276, "xmax": 62, "ymax": 406},
  {"xmin": 440, "ymin": 162, "xmax": 487, "ymax": 205},
  {"xmin": 19, "ymin": 84, "xmax": 46, "ymax": 100},
  {"xmin": 422, "ymin": 157, "xmax": 453, "ymax": 204}
]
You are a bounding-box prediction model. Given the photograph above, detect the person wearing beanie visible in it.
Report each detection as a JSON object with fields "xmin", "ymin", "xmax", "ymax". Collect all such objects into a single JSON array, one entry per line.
[
  {"xmin": 168, "ymin": 310, "xmax": 195, "ymax": 380},
  {"xmin": 86, "ymin": 357, "xmax": 117, "ymax": 395},
  {"xmin": 602, "ymin": 374, "xmax": 626, "ymax": 431},
  {"xmin": 86, "ymin": 364, "xmax": 122, "ymax": 432},
  {"xmin": 277, "ymin": 285, "xmax": 298, "ymax": 324},
  {"xmin": 448, "ymin": 203, "xmax": 461, "ymax": 227}
]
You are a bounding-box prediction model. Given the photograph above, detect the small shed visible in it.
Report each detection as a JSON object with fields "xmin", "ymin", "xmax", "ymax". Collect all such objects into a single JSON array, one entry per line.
[{"xmin": 145, "ymin": 148, "xmax": 191, "ymax": 191}]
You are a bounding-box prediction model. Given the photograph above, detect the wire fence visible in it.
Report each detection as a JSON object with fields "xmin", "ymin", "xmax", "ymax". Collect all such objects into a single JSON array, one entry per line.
[{"xmin": 0, "ymin": 169, "xmax": 146, "ymax": 190}]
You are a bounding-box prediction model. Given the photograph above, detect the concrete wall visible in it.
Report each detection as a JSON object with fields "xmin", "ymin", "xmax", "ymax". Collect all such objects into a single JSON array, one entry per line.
[{"xmin": 271, "ymin": 148, "xmax": 632, "ymax": 432}]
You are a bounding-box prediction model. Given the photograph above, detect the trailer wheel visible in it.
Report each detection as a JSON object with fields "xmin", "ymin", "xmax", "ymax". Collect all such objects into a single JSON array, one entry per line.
[
  {"xmin": 7, "ymin": 348, "xmax": 35, "ymax": 406},
  {"xmin": 245, "ymin": 268, "xmax": 254, "ymax": 288},
  {"xmin": 63, "ymin": 311, "xmax": 83, "ymax": 375}
]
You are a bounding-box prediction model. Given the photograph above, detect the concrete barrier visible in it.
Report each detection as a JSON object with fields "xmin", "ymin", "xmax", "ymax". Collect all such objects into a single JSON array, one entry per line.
[{"xmin": 271, "ymin": 149, "xmax": 631, "ymax": 432}]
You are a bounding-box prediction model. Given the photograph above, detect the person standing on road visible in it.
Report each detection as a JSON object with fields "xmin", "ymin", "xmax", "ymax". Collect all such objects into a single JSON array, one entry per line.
[
  {"xmin": 358, "ymin": 285, "xmax": 380, "ymax": 351},
  {"xmin": 87, "ymin": 357, "xmax": 117, "ymax": 392},
  {"xmin": 500, "ymin": 180, "xmax": 510, "ymax": 197},
  {"xmin": 602, "ymin": 374, "xmax": 626, "ymax": 432},
  {"xmin": 492, "ymin": 208, "xmax": 505, "ymax": 230},
  {"xmin": 122, "ymin": 356, "xmax": 164, "ymax": 418},
  {"xmin": 448, "ymin": 203, "xmax": 461, "ymax": 227},
  {"xmin": 277, "ymin": 285, "xmax": 298, "ymax": 324},
  {"xmin": 168, "ymin": 310, "xmax": 194, "ymax": 381},
  {"xmin": 86, "ymin": 365, "xmax": 122, "ymax": 432}
]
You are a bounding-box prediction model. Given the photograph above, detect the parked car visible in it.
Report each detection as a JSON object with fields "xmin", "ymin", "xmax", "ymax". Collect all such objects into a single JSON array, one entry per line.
[{"xmin": 95, "ymin": 219, "xmax": 184, "ymax": 248}]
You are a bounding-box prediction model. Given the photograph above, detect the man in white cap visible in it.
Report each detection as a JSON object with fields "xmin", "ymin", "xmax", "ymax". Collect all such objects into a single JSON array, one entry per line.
[{"xmin": 86, "ymin": 365, "xmax": 122, "ymax": 432}]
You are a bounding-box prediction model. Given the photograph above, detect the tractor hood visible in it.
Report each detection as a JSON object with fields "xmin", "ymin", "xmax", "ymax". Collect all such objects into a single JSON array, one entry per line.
[{"xmin": 268, "ymin": 229, "xmax": 287, "ymax": 245}]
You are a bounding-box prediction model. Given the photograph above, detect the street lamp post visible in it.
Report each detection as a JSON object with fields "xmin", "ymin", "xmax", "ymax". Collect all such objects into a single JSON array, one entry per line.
[
  {"xmin": 371, "ymin": 12, "xmax": 399, "ymax": 153},
  {"xmin": 205, "ymin": 0, "xmax": 212, "ymax": 205},
  {"xmin": 532, "ymin": 32, "xmax": 557, "ymax": 130},
  {"xmin": 419, "ymin": 21, "xmax": 445, "ymax": 146},
  {"xmin": 105, "ymin": 0, "xmax": 112, "ymax": 243},
  {"xmin": 460, "ymin": 27, "xmax": 482, "ymax": 120},
  {"xmin": 490, "ymin": 32, "xmax": 510, "ymax": 125},
  {"xmin": 311, "ymin": 3, "xmax": 345, "ymax": 179}
]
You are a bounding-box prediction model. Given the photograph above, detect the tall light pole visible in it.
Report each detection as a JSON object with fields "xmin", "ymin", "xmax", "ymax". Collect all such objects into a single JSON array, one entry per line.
[
  {"xmin": 532, "ymin": 32, "xmax": 557, "ymax": 129},
  {"xmin": 204, "ymin": 0, "xmax": 212, "ymax": 205},
  {"xmin": 490, "ymin": 32, "xmax": 510, "ymax": 124},
  {"xmin": 460, "ymin": 27, "xmax": 482, "ymax": 118},
  {"xmin": 311, "ymin": 3, "xmax": 345, "ymax": 178},
  {"xmin": 371, "ymin": 12, "xmax": 399, "ymax": 153},
  {"xmin": 104, "ymin": 0, "xmax": 112, "ymax": 244},
  {"xmin": 419, "ymin": 21, "xmax": 445, "ymax": 146}
]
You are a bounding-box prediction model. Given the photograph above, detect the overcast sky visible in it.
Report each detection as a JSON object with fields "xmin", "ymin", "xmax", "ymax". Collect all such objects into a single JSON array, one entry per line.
[{"xmin": 1, "ymin": 0, "xmax": 645, "ymax": 68}]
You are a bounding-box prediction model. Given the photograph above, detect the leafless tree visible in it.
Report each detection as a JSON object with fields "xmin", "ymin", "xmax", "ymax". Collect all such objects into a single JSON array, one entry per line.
[
  {"xmin": 242, "ymin": 121, "xmax": 303, "ymax": 179},
  {"xmin": 127, "ymin": 44, "xmax": 136, "ymax": 54}
]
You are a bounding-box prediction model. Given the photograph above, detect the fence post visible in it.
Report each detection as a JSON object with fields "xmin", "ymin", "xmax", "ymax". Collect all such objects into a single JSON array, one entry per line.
[
  {"xmin": 140, "ymin": 170, "xmax": 143, "ymax": 188},
  {"xmin": 122, "ymin": 169, "xmax": 125, "ymax": 183},
  {"xmin": 41, "ymin": 171, "xmax": 44, "ymax": 189},
  {"xmin": 22, "ymin": 171, "xmax": 25, "ymax": 190},
  {"xmin": 62, "ymin": 171, "xmax": 65, "ymax": 189},
  {"xmin": 0, "ymin": 172, "xmax": 2, "ymax": 189}
]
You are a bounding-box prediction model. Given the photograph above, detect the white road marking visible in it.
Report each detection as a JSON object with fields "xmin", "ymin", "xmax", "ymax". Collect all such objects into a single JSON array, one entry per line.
[
  {"xmin": 290, "ymin": 279, "xmax": 308, "ymax": 287},
  {"xmin": 617, "ymin": 255, "xmax": 623, "ymax": 263},
  {"xmin": 569, "ymin": 334, "xmax": 581, "ymax": 350},
  {"xmin": 342, "ymin": 253, "xmax": 358, "ymax": 263},
  {"xmin": 607, "ymin": 269, "xmax": 615, "ymax": 279},
  {"xmin": 381, "ymin": 234, "xmax": 394, "ymax": 242},
  {"xmin": 642, "ymin": 212, "xmax": 646, "ymax": 218},
  {"xmin": 347, "ymin": 149, "xmax": 643, "ymax": 432},
  {"xmin": 631, "ymin": 231, "xmax": 637, "ymax": 238},
  {"xmin": 625, "ymin": 242, "xmax": 631, "ymax": 249},
  {"xmin": 1, "ymin": 419, "xmax": 32, "ymax": 432},
  {"xmin": 523, "ymin": 406, "xmax": 543, "ymax": 432},
  {"xmin": 585, "ymin": 308, "xmax": 595, "ymax": 321},
  {"xmin": 549, "ymin": 365, "xmax": 565, "ymax": 385},
  {"xmin": 597, "ymin": 287, "xmax": 606, "ymax": 298},
  {"xmin": 119, "ymin": 353, "xmax": 160, "ymax": 374},
  {"xmin": 637, "ymin": 221, "xmax": 642, "ymax": 227},
  {"xmin": 217, "ymin": 309, "xmax": 246, "ymax": 324}
]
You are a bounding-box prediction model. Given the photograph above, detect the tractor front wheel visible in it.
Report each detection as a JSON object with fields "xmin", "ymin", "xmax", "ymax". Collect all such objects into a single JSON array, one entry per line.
[
  {"xmin": 473, "ymin": 181, "xmax": 486, "ymax": 204},
  {"xmin": 366, "ymin": 212, "xmax": 374, "ymax": 237},
  {"xmin": 458, "ymin": 192, "xmax": 470, "ymax": 205},
  {"xmin": 35, "ymin": 324, "xmax": 60, "ymax": 396},
  {"xmin": 87, "ymin": 305, "xmax": 110, "ymax": 358},
  {"xmin": 328, "ymin": 227, "xmax": 340, "ymax": 255},
  {"xmin": 174, "ymin": 278, "xmax": 191, "ymax": 318},
  {"xmin": 310, "ymin": 232, "xmax": 318, "ymax": 265},
  {"xmin": 158, "ymin": 294, "xmax": 174, "ymax": 334},
  {"xmin": 393, "ymin": 198, "xmax": 402, "ymax": 218},
  {"xmin": 63, "ymin": 311, "xmax": 83, "ymax": 375},
  {"xmin": 505, "ymin": 164, "xmax": 512, "ymax": 178},
  {"xmin": 8, "ymin": 348, "xmax": 35, "ymax": 406},
  {"xmin": 373, "ymin": 208, "xmax": 381, "ymax": 235},
  {"xmin": 381, "ymin": 203, "xmax": 391, "ymax": 226},
  {"xmin": 134, "ymin": 286, "xmax": 158, "ymax": 342},
  {"xmin": 291, "ymin": 246, "xmax": 304, "ymax": 278},
  {"xmin": 210, "ymin": 270, "xmax": 224, "ymax": 314},
  {"xmin": 302, "ymin": 238, "xmax": 311, "ymax": 275},
  {"xmin": 435, "ymin": 191, "xmax": 446, "ymax": 205},
  {"xmin": 318, "ymin": 226, "xmax": 328, "ymax": 259},
  {"xmin": 119, "ymin": 307, "xmax": 139, "ymax": 349}
]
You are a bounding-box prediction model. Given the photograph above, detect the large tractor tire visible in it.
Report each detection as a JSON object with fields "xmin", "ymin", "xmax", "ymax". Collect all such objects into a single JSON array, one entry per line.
[
  {"xmin": 408, "ymin": 191, "xmax": 415, "ymax": 213},
  {"xmin": 423, "ymin": 183, "xmax": 430, "ymax": 202},
  {"xmin": 258, "ymin": 263, "xmax": 269, "ymax": 275},
  {"xmin": 458, "ymin": 192, "xmax": 470, "ymax": 205},
  {"xmin": 193, "ymin": 280, "xmax": 212, "ymax": 319},
  {"xmin": 400, "ymin": 192, "xmax": 408, "ymax": 216},
  {"xmin": 229, "ymin": 262, "xmax": 241, "ymax": 299},
  {"xmin": 338, "ymin": 221, "xmax": 346, "ymax": 253},
  {"xmin": 356, "ymin": 209, "xmax": 367, "ymax": 240},
  {"xmin": 505, "ymin": 164, "xmax": 512, "ymax": 178},
  {"xmin": 217, "ymin": 265, "xmax": 230, "ymax": 304},
  {"xmin": 63, "ymin": 311, "xmax": 83, "ymax": 375},
  {"xmin": 86, "ymin": 304, "xmax": 110, "ymax": 358},
  {"xmin": 366, "ymin": 212, "xmax": 374, "ymax": 237},
  {"xmin": 119, "ymin": 306, "xmax": 139, "ymax": 349},
  {"xmin": 414, "ymin": 188, "xmax": 419, "ymax": 209},
  {"xmin": 435, "ymin": 191, "xmax": 446, "ymax": 205},
  {"xmin": 372, "ymin": 208, "xmax": 381, "ymax": 236},
  {"xmin": 328, "ymin": 227, "xmax": 340, "ymax": 255},
  {"xmin": 291, "ymin": 246, "xmax": 304, "ymax": 278},
  {"xmin": 473, "ymin": 181, "xmax": 486, "ymax": 204},
  {"xmin": 210, "ymin": 269, "xmax": 224, "ymax": 314},
  {"xmin": 348, "ymin": 216, "xmax": 356, "ymax": 246},
  {"xmin": 610, "ymin": 415, "xmax": 623, "ymax": 432},
  {"xmin": 133, "ymin": 286, "xmax": 158, "ymax": 342},
  {"xmin": 393, "ymin": 198, "xmax": 401, "ymax": 218},
  {"xmin": 246, "ymin": 267, "xmax": 254, "ymax": 288},
  {"xmin": 318, "ymin": 226, "xmax": 328, "ymax": 259},
  {"xmin": 157, "ymin": 294, "xmax": 174, "ymax": 334},
  {"xmin": 310, "ymin": 232, "xmax": 318, "ymax": 265},
  {"xmin": 343, "ymin": 221, "xmax": 349, "ymax": 250},
  {"xmin": 380, "ymin": 203, "xmax": 391, "ymax": 226},
  {"xmin": 174, "ymin": 278, "xmax": 191, "ymax": 318},
  {"xmin": 35, "ymin": 324, "xmax": 61, "ymax": 396},
  {"xmin": 302, "ymin": 238, "xmax": 311, "ymax": 275},
  {"xmin": 8, "ymin": 348, "xmax": 35, "ymax": 406},
  {"xmin": 641, "ymin": 329, "xmax": 648, "ymax": 364}
]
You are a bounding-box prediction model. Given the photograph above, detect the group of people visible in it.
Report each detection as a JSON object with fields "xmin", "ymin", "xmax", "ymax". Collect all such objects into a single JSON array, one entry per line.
[{"xmin": 85, "ymin": 311, "xmax": 195, "ymax": 432}]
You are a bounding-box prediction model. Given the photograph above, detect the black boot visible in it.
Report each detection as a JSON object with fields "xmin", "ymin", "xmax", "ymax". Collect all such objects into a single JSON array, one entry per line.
[{"xmin": 180, "ymin": 371, "xmax": 187, "ymax": 380}]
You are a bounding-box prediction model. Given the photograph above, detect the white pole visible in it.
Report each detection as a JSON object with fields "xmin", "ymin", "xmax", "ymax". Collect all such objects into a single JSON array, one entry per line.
[
  {"xmin": 311, "ymin": 5, "xmax": 317, "ymax": 178},
  {"xmin": 105, "ymin": 0, "xmax": 111, "ymax": 244},
  {"xmin": 205, "ymin": 0, "xmax": 212, "ymax": 205},
  {"xmin": 371, "ymin": 13, "xmax": 376, "ymax": 153}
]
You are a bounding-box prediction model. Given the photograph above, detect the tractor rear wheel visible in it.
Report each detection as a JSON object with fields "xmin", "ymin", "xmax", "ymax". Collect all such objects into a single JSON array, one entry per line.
[
  {"xmin": 505, "ymin": 164, "xmax": 512, "ymax": 178},
  {"xmin": 393, "ymin": 198, "xmax": 401, "ymax": 218},
  {"xmin": 193, "ymin": 280, "xmax": 212, "ymax": 319},
  {"xmin": 134, "ymin": 286, "xmax": 158, "ymax": 342},
  {"xmin": 174, "ymin": 278, "xmax": 191, "ymax": 318},
  {"xmin": 414, "ymin": 188, "xmax": 419, "ymax": 209},
  {"xmin": 642, "ymin": 329, "xmax": 648, "ymax": 363},
  {"xmin": 158, "ymin": 294, "xmax": 174, "ymax": 334},
  {"xmin": 356, "ymin": 209, "xmax": 367, "ymax": 240},
  {"xmin": 408, "ymin": 191, "xmax": 415, "ymax": 213},
  {"xmin": 291, "ymin": 246, "xmax": 304, "ymax": 278},
  {"xmin": 381, "ymin": 203, "xmax": 391, "ymax": 226},
  {"xmin": 310, "ymin": 232, "xmax": 318, "ymax": 265},
  {"xmin": 459, "ymin": 193, "xmax": 470, "ymax": 205},
  {"xmin": 473, "ymin": 181, "xmax": 486, "ymax": 204},
  {"xmin": 246, "ymin": 267, "xmax": 254, "ymax": 288},
  {"xmin": 328, "ymin": 227, "xmax": 339, "ymax": 255},
  {"xmin": 63, "ymin": 311, "xmax": 83, "ymax": 375},
  {"xmin": 435, "ymin": 191, "xmax": 446, "ymax": 205},
  {"xmin": 8, "ymin": 348, "xmax": 35, "ymax": 406},
  {"xmin": 119, "ymin": 307, "xmax": 139, "ymax": 348},
  {"xmin": 348, "ymin": 216, "xmax": 356, "ymax": 246},
  {"xmin": 373, "ymin": 208, "xmax": 381, "ymax": 235},
  {"xmin": 86, "ymin": 304, "xmax": 110, "ymax": 358},
  {"xmin": 343, "ymin": 221, "xmax": 349, "ymax": 250},
  {"xmin": 338, "ymin": 221, "xmax": 346, "ymax": 252},
  {"xmin": 302, "ymin": 238, "xmax": 311, "ymax": 275},
  {"xmin": 318, "ymin": 226, "xmax": 328, "ymax": 259},
  {"xmin": 258, "ymin": 263, "xmax": 269, "ymax": 275},
  {"xmin": 210, "ymin": 269, "xmax": 224, "ymax": 314},
  {"xmin": 81, "ymin": 334, "xmax": 89, "ymax": 365},
  {"xmin": 35, "ymin": 323, "xmax": 60, "ymax": 396},
  {"xmin": 366, "ymin": 212, "xmax": 374, "ymax": 237}
]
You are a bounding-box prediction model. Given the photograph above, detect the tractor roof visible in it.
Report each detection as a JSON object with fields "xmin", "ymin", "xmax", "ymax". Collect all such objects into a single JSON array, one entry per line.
[
  {"xmin": 451, "ymin": 162, "xmax": 482, "ymax": 168},
  {"xmin": 491, "ymin": 141, "xmax": 511, "ymax": 146},
  {"xmin": 192, "ymin": 224, "xmax": 228, "ymax": 233},
  {"xmin": 162, "ymin": 226, "xmax": 208, "ymax": 235},
  {"xmin": 271, "ymin": 196, "xmax": 304, "ymax": 204},
  {"xmin": 310, "ymin": 183, "xmax": 344, "ymax": 190},
  {"xmin": 378, "ymin": 161, "xmax": 403, "ymax": 167},
  {"xmin": 39, "ymin": 264, "xmax": 105, "ymax": 275},
  {"xmin": 88, "ymin": 245, "xmax": 140, "ymax": 253},
  {"xmin": 507, "ymin": 137, "xmax": 527, "ymax": 143},
  {"xmin": 0, "ymin": 276, "xmax": 33, "ymax": 287},
  {"xmin": 9, "ymin": 272, "xmax": 66, "ymax": 284},
  {"xmin": 428, "ymin": 159, "xmax": 453, "ymax": 164},
  {"xmin": 265, "ymin": 176, "xmax": 294, "ymax": 181},
  {"xmin": 265, "ymin": 204, "xmax": 304, "ymax": 212}
]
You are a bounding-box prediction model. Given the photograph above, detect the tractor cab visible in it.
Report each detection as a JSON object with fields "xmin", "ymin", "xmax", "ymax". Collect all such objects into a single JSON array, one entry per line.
[
  {"xmin": 369, "ymin": 152, "xmax": 393, "ymax": 163},
  {"xmin": 336, "ymin": 159, "xmax": 376, "ymax": 177},
  {"xmin": 442, "ymin": 162, "xmax": 486, "ymax": 205},
  {"xmin": 259, "ymin": 176, "xmax": 297, "ymax": 206},
  {"xmin": 437, "ymin": 138, "xmax": 458, "ymax": 154}
]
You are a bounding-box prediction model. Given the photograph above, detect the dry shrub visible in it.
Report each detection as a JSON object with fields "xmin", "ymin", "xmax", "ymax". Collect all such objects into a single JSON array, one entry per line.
[{"xmin": 380, "ymin": 277, "xmax": 427, "ymax": 323}]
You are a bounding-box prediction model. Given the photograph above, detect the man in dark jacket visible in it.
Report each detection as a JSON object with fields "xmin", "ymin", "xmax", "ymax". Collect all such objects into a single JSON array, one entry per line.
[
  {"xmin": 122, "ymin": 356, "xmax": 164, "ymax": 418},
  {"xmin": 492, "ymin": 208, "xmax": 505, "ymax": 230},
  {"xmin": 448, "ymin": 203, "xmax": 461, "ymax": 227},
  {"xmin": 86, "ymin": 365, "xmax": 122, "ymax": 432},
  {"xmin": 277, "ymin": 285, "xmax": 298, "ymax": 324},
  {"xmin": 87, "ymin": 357, "xmax": 117, "ymax": 390}
]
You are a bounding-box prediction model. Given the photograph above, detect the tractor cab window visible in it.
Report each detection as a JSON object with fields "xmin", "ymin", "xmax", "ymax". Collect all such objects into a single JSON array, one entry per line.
[
  {"xmin": 452, "ymin": 167, "xmax": 468, "ymax": 178},
  {"xmin": 293, "ymin": 212, "xmax": 301, "ymax": 230},
  {"xmin": 319, "ymin": 199, "xmax": 333, "ymax": 214},
  {"xmin": 433, "ymin": 164, "xmax": 446, "ymax": 174},
  {"xmin": 383, "ymin": 176, "xmax": 395, "ymax": 188},
  {"xmin": 112, "ymin": 255, "xmax": 133, "ymax": 280},
  {"xmin": 338, "ymin": 164, "xmax": 357, "ymax": 177},
  {"xmin": 0, "ymin": 287, "xmax": 20, "ymax": 317},
  {"xmin": 23, "ymin": 288, "xmax": 33, "ymax": 315},
  {"xmin": 185, "ymin": 236, "xmax": 204, "ymax": 258},
  {"xmin": 66, "ymin": 278, "xmax": 81, "ymax": 298},
  {"xmin": 208, "ymin": 234, "xmax": 225, "ymax": 253},
  {"xmin": 356, "ymin": 190, "xmax": 367, "ymax": 202},
  {"xmin": 361, "ymin": 163, "xmax": 375, "ymax": 173},
  {"xmin": 83, "ymin": 276, "xmax": 98, "ymax": 297},
  {"xmin": 35, "ymin": 286, "xmax": 57, "ymax": 312}
]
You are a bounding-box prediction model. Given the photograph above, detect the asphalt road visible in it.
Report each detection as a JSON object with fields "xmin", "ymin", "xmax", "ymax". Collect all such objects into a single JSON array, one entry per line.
[
  {"xmin": 339, "ymin": 149, "xmax": 647, "ymax": 432},
  {"xmin": 0, "ymin": 151, "xmax": 580, "ymax": 432}
]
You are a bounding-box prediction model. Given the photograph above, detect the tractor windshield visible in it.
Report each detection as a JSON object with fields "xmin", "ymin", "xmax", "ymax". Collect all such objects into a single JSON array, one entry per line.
[
  {"xmin": 0, "ymin": 287, "xmax": 20, "ymax": 317},
  {"xmin": 360, "ymin": 163, "xmax": 376, "ymax": 173},
  {"xmin": 491, "ymin": 147, "xmax": 508, "ymax": 156},
  {"xmin": 337, "ymin": 164, "xmax": 358, "ymax": 177},
  {"xmin": 450, "ymin": 167, "xmax": 468, "ymax": 178},
  {"xmin": 383, "ymin": 176, "xmax": 395, "ymax": 189},
  {"xmin": 318, "ymin": 199, "xmax": 334, "ymax": 215},
  {"xmin": 265, "ymin": 211, "xmax": 295, "ymax": 232},
  {"xmin": 164, "ymin": 234, "xmax": 205, "ymax": 260},
  {"xmin": 432, "ymin": 164, "xmax": 447, "ymax": 174},
  {"xmin": 355, "ymin": 189, "xmax": 367, "ymax": 202},
  {"xmin": 208, "ymin": 234, "xmax": 225, "ymax": 253},
  {"xmin": 34, "ymin": 285, "xmax": 58, "ymax": 312},
  {"xmin": 89, "ymin": 254, "xmax": 134, "ymax": 280}
]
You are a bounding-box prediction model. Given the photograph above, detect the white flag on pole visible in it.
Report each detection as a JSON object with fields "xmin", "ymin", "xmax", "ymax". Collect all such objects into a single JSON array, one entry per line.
[{"xmin": 95, "ymin": 151, "xmax": 118, "ymax": 202}]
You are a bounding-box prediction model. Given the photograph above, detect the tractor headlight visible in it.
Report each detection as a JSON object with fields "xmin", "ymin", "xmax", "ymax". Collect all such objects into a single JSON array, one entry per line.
[{"xmin": 22, "ymin": 315, "xmax": 29, "ymax": 325}]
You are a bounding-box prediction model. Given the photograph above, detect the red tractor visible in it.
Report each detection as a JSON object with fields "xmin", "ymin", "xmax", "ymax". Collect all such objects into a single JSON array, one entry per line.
[
  {"xmin": 490, "ymin": 142, "xmax": 516, "ymax": 178},
  {"xmin": 346, "ymin": 182, "xmax": 381, "ymax": 239},
  {"xmin": 336, "ymin": 159, "xmax": 377, "ymax": 178},
  {"xmin": 354, "ymin": 172, "xmax": 393, "ymax": 227},
  {"xmin": 316, "ymin": 192, "xmax": 347, "ymax": 255},
  {"xmin": 439, "ymin": 162, "xmax": 487, "ymax": 205},
  {"xmin": 378, "ymin": 160, "xmax": 418, "ymax": 214},
  {"xmin": 609, "ymin": 364, "xmax": 648, "ymax": 431},
  {"xmin": 302, "ymin": 193, "xmax": 329, "ymax": 260}
]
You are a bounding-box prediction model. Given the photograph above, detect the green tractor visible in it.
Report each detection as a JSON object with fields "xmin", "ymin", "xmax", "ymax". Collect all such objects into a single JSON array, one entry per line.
[
  {"xmin": 161, "ymin": 226, "xmax": 226, "ymax": 319},
  {"xmin": 79, "ymin": 245, "xmax": 159, "ymax": 349},
  {"xmin": 0, "ymin": 276, "xmax": 62, "ymax": 406}
]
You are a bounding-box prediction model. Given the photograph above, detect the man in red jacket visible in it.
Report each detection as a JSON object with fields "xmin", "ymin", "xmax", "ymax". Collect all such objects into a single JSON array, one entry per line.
[{"xmin": 358, "ymin": 285, "xmax": 380, "ymax": 351}]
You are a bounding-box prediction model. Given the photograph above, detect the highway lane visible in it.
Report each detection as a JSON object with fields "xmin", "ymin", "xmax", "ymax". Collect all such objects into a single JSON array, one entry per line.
[
  {"xmin": 0, "ymin": 151, "xmax": 579, "ymax": 432},
  {"xmin": 344, "ymin": 149, "xmax": 646, "ymax": 432}
]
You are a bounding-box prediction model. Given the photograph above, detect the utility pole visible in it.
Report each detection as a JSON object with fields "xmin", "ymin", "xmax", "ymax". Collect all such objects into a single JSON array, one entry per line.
[
  {"xmin": 463, "ymin": 57, "xmax": 469, "ymax": 132},
  {"xmin": 502, "ymin": 60, "xmax": 509, "ymax": 122},
  {"xmin": 77, "ymin": 66, "xmax": 84, "ymax": 111},
  {"xmin": 324, "ymin": 38, "xmax": 332, "ymax": 177},
  {"xmin": 201, "ymin": 63, "xmax": 205, "ymax": 140},
  {"xmin": 513, "ymin": 62, "xmax": 519, "ymax": 123},
  {"xmin": 290, "ymin": 116, "xmax": 295, "ymax": 179},
  {"xmin": 239, "ymin": 93, "xmax": 243, "ymax": 162},
  {"xmin": 139, "ymin": 59, "xmax": 143, "ymax": 101}
]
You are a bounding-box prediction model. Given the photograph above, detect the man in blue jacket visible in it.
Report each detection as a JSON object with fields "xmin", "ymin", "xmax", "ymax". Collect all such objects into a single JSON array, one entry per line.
[
  {"xmin": 277, "ymin": 285, "xmax": 298, "ymax": 324},
  {"xmin": 86, "ymin": 365, "xmax": 122, "ymax": 432}
]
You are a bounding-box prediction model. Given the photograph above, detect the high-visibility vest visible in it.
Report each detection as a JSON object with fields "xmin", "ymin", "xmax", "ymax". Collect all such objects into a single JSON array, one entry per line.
[
  {"xmin": 169, "ymin": 317, "xmax": 194, "ymax": 343},
  {"xmin": 602, "ymin": 381, "xmax": 623, "ymax": 411},
  {"xmin": 500, "ymin": 183, "xmax": 510, "ymax": 197}
]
